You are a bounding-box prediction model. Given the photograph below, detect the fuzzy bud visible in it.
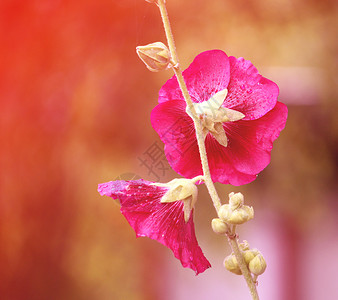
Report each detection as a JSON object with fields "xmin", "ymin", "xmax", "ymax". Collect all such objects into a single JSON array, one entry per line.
[
  {"xmin": 223, "ymin": 254, "xmax": 242, "ymax": 275},
  {"xmin": 136, "ymin": 42, "xmax": 171, "ymax": 72},
  {"xmin": 248, "ymin": 253, "xmax": 267, "ymax": 276},
  {"xmin": 219, "ymin": 205, "xmax": 254, "ymax": 225},
  {"xmin": 218, "ymin": 204, "xmax": 231, "ymax": 221},
  {"xmin": 243, "ymin": 249, "xmax": 260, "ymax": 265},
  {"xmin": 229, "ymin": 192, "xmax": 244, "ymax": 210},
  {"xmin": 229, "ymin": 207, "xmax": 253, "ymax": 225},
  {"xmin": 218, "ymin": 192, "xmax": 254, "ymax": 225},
  {"xmin": 228, "ymin": 209, "xmax": 248, "ymax": 224},
  {"xmin": 211, "ymin": 218, "xmax": 228, "ymax": 235}
]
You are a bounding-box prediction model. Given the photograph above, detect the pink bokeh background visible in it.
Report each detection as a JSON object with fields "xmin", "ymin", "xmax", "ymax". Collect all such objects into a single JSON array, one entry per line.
[{"xmin": 1, "ymin": 0, "xmax": 337, "ymax": 299}]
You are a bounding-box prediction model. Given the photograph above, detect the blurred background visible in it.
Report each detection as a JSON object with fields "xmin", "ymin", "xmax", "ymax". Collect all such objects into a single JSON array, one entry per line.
[{"xmin": 0, "ymin": 0, "xmax": 337, "ymax": 299}]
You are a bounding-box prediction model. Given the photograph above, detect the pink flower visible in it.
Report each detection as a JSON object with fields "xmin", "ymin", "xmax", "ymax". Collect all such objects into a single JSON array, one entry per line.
[
  {"xmin": 98, "ymin": 179, "xmax": 211, "ymax": 274},
  {"xmin": 151, "ymin": 50, "xmax": 288, "ymax": 185}
]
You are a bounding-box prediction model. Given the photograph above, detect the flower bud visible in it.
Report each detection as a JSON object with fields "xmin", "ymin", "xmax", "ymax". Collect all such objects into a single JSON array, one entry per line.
[
  {"xmin": 211, "ymin": 218, "xmax": 228, "ymax": 235},
  {"xmin": 227, "ymin": 209, "xmax": 248, "ymax": 224},
  {"xmin": 218, "ymin": 204, "xmax": 231, "ymax": 221},
  {"xmin": 229, "ymin": 192, "xmax": 244, "ymax": 210},
  {"xmin": 248, "ymin": 253, "xmax": 267, "ymax": 276},
  {"xmin": 218, "ymin": 196, "xmax": 254, "ymax": 225},
  {"xmin": 136, "ymin": 42, "xmax": 171, "ymax": 72},
  {"xmin": 224, "ymin": 206, "xmax": 254, "ymax": 225},
  {"xmin": 223, "ymin": 254, "xmax": 242, "ymax": 275},
  {"xmin": 243, "ymin": 249, "xmax": 260, "ymax": 265}
]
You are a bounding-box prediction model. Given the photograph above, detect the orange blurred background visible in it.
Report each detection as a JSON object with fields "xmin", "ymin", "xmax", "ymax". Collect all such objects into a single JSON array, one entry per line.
[{"xmin": 0, "ymin": 0, "xmax": 337, "ymax": 299}]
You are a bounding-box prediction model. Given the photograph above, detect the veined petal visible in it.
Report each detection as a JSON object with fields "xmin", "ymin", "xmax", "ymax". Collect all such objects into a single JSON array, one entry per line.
[
  {"xmin": 159, "ymin": 50, "xmax": 230, "ymax": 104},
  {"xmin": 151, "ymin": 100, "xmax": 287, "ymax": 185},
  {"xmin": 207, "ymin": 101, "xmax": 288, "ymax": 185},
  {"xmin": 98, "ymin": 179, "xmax": 211, "ymax": 274},
  {"xmin": 224, "ymin": 56, "xmax": 279, "ymax": 120},
  {"xmin": 151, "ymin": 100, "xmax": 202, "ymax": 179}
]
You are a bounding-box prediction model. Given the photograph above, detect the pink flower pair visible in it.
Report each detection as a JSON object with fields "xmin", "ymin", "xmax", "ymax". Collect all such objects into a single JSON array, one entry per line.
[{"xmin": 98, "ymin": 50, "xmax": 287, "ymax": 274}]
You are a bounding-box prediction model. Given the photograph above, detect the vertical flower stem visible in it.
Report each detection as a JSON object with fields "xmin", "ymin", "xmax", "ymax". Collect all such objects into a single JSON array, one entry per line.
[
  {"xmin": 157, "ymin": 0, "xmax": 221, "ymax": 212},
  {"xmin": 228, "ymin": 237, "xmax": 259, "ymax": 300},
  {"xmin": 156, "ymin": 1, "xmax": 259, "ymax": 299}
]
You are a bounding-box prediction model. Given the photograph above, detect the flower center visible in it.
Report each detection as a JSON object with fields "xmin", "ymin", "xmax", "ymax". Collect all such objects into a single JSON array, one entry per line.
[
  {"xmin": 153, "ymin": 178, "xmax": 198, "ymax": 222},
  {"xmin": 186, "ymin": 89, "xmax": 245, "ymax": 147}
]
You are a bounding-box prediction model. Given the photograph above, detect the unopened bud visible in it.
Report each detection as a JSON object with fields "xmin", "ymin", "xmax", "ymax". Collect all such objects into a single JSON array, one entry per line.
[
  {"xmin": 243, "ymin": 249, "xmax": 260, "ymax": 265},
  {"xmin": 211, "ymin": 218, "xmax": 228, "ymax": 235},
  {"xmin": 224, "ymin": 254, "xmax": 242, "ymax": 275},
  {"xmin": 218, "ymin": 204, "xmax": 231, "ymax": 221},
  {"xmin": 222, "ymin": 206, "xmax": 254, "ymax": 225},
  {"xmin": 218, "ymin": 196, "xmax": 254, "ymax": 225},
  {"xmin": 136, "ymin": 42, "xmax": 171, "ymax": 72},
  {"xmin": 229, "ymin": 207, "xmax": 250, "ymax": 224},
  {"xmin": 229, "ymin": 192, "xmax": 244, "ymax": 210},
  {"xmin": 248, "ymin": 253, "xmax": 267, "ymax": 276}
]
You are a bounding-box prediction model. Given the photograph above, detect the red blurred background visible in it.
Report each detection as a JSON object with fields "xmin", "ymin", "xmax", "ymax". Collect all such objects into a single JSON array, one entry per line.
[{"xmin": 0, "ymin": 0, "xmax": 337, "ymax": 299}]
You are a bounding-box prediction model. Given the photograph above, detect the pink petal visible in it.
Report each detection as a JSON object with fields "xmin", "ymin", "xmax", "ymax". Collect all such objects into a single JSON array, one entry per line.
[
  {"xmin": 208, "ymin": 101, "xmax": 288, "ymax": 185},
  {"xmin": 224, "ymin": 101, "xmax": 287, "ymax": 168},
  {"xmin": 159, "ymin": 50, "xmax": 230, "ymax": 104},
  {"xmin": 202, "ymin": 102, "xmax": 287, "ymax": 186},
  {"xmin": 98, "ymin": 179, "xmax": 211, "ymax": 274},
  {"xmin": 224, "ymin": 56, "xmax": 279, "ymax": 120},
  {"xmin": 151, "ymin": 101, "xmax": 288, "ymax": 185},
  {"xmin": 151, "ymin": 100, "xmax": 203, "ymax": 179}
]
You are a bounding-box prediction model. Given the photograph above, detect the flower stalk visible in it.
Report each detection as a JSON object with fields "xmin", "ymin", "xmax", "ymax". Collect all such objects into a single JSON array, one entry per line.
[
  {"xmin": 155, "ymin": 0, "xmax": 259, "ymax": 299},
  {"xmin": 157, "ymin": 0, "xmax": 221, "ymax": 212}
]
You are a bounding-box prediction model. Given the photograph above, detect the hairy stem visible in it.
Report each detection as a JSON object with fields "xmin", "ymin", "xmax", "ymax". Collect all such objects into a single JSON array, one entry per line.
[
  {"xmin": 156, "ymin": 1, "xmax": 259, "ymax": 299},
  {"xmin": 157, "ymin": 0, "xmax": 221, "ymax": 212},
  {"xmin": 228, "ymin": 236, "xmax": 259, "ymax": 300}
]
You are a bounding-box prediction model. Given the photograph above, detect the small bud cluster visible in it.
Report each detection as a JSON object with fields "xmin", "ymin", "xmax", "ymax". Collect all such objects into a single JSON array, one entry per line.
[
  {"xmin": 211, "ymin": 218, "xmax": 228, "ymax": 235},
  {"xmin": 224, "ymin": 241, "xmax": 267, "ymax": 276},
  {"xmin": 211, "ymin": 192, "xmax": 253, "ymax": 236},
  {"xmin": 218, "ymin": 192, "xmax": 254, "ymax": 225},
  {"xmin": 211, "ymin": 193, "xmax": 265, "ymax": 278}
]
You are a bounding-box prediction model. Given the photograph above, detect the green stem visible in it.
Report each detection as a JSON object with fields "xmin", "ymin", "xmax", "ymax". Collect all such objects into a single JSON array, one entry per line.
[{"xmin": 156, "ymin": 1, "xmax": 259, "ymax": 299}]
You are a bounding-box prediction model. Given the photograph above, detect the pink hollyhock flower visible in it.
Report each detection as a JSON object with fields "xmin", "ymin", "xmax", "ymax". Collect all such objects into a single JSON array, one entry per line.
[
  {"xmin": 98, "ymin": 178, "xmax": 211, "ymax": 274},
  {"xmin": 151, "ymin": 50, "xmax": 288, "ymax": 186}
]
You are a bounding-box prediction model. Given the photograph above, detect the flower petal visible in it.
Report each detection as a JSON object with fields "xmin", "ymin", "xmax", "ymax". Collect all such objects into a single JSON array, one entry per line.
[
  {"xmin": 151, "ymin": 100, "xmax": 257, "ymax": 184},
  {"xmin": 151, "ymin": 100, "xmax": 203, "ymax": 179},
  {"xmin": 207, "ymin": 101, "xmax": 288, "ymax": 185},
  {"xmin": 159, "ymin": 50, "xmax": 230, "ymax": 104},
  {"xmin": 98, "ymin": 179, "xmax": 211, "ymax": 274},
  {"xmin": 151, "ymin": 101, "xmax": 287, "ymax": 185},
  {"xmin": 224, "ymin": 56, "xmax": 279, "ymax": 120}
]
